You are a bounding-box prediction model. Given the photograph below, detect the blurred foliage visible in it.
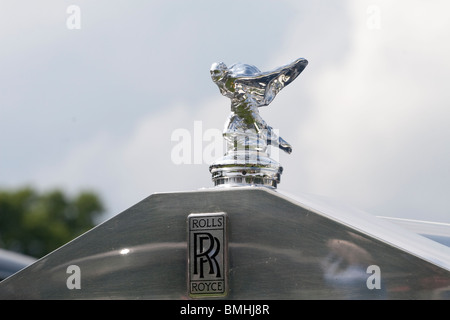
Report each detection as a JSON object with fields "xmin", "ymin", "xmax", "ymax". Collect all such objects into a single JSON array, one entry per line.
[{"xmin": 0, "ymin": 186, "xmax": 104, "ymax": 258}]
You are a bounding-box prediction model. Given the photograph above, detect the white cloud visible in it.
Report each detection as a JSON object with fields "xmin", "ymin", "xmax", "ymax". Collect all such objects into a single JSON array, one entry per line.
[
  {"xmin": 32, "ymin": 95, "xmax": 228, "ymax": 220},
  {"xmin": 274, "ymin": 0, "xmax": 450, "ymax": 220},
  {"xmin": 3, "ymin": 0, "xmax": 450, "ymax": 224}
]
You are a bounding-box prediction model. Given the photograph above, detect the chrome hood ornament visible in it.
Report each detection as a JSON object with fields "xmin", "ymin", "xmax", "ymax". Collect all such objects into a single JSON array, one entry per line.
[{"xmin": 209, "ymin": 57, "xmax": 308, "ymax": 188}]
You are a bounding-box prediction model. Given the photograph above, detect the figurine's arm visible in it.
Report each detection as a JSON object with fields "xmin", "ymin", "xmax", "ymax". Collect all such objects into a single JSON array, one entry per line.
[
  {"xmin": 264, "ymin": 57, "xmax": 308, "ymax": 81},
  {"xmin": 235, "ymin": 58, "xmax": 308, "ymax": 107}
]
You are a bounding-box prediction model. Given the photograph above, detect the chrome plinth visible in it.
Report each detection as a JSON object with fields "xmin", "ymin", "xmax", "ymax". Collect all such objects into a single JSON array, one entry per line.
[{"xmin": 209, "ymin": 150, "xmax": 282, "ymax": 188}]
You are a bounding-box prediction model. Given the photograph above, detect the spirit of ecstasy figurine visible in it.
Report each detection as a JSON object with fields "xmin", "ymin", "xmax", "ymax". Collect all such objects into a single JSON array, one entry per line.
[{"xmin": 209, "ymin": 57, "xmax": 308, "ymax": 188}]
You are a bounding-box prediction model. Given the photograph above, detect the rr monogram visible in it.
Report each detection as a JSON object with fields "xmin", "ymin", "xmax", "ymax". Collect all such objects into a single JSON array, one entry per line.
[{"xmin": 193, "ymin": 232, "xmax": 221, "ymax": 278}]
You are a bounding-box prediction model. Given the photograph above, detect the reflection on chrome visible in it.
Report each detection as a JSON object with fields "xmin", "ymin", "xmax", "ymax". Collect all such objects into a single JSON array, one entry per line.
[
  {"xmin": 209, "ymin": 58, "xmax": 308, "ymax": 188},
  {"xmin": 321, "ymin": 239, "xmax": 386, "ymax": 299},
  {"xmin": 120, "ymin": 248, "xmax": 130, "ymax": 255}
]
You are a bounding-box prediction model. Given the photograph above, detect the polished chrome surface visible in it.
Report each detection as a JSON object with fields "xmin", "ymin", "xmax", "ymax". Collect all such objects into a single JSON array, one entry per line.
[
  {"xmin": 1, "ymin": 187, "xmax": 449, "ymax": 299},
  {"xmin": 378, "ymin": 216, "xmax": 450, "ymax": 248},
  {"xmin": 0, "ymin": 249, "xmax": 36, "ymax": 281},
  {"xmin": 209, "ymin": 58, "xmax": 308, "ymax": 188}
]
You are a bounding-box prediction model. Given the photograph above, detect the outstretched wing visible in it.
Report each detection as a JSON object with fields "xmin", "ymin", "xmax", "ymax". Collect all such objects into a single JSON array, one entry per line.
[{"xmin": 234, "ymin": 57, "xmax": 308, "ymax": 107}]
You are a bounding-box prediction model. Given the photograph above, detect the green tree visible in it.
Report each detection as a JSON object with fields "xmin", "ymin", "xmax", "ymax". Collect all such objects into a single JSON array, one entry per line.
[{"xmin": 0, "ymin": 186, "xmax": 104, "ymax": 258}]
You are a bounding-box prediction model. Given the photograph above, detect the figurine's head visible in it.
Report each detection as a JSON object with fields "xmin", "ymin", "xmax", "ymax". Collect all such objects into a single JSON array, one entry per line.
[{"xmin": 210, "ymin": 62, "xmax": 228, "ymax": 83}]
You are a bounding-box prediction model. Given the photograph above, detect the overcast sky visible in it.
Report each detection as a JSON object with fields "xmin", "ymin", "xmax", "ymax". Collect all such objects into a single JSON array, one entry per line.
[{"xmin": 1, "ymin": 0, "xmax": 450, "ymax": 224}]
